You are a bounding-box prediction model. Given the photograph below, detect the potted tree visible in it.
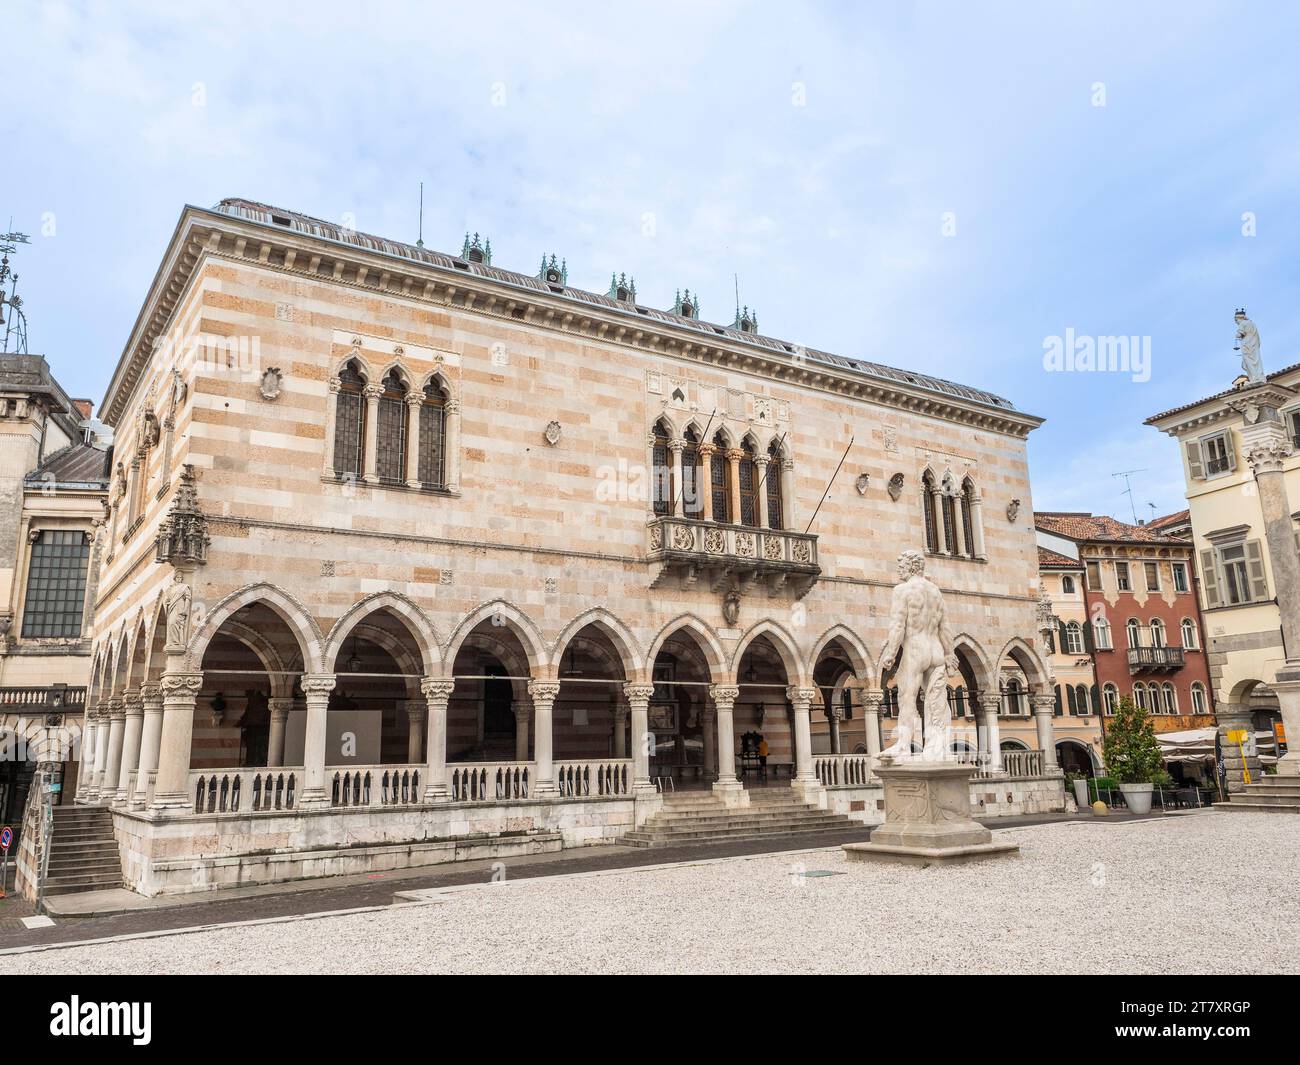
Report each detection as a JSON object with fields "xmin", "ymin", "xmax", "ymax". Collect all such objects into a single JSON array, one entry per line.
[{"xmin": 1101, "ymin": 695, "xmax": 1165, "ymax": 815}]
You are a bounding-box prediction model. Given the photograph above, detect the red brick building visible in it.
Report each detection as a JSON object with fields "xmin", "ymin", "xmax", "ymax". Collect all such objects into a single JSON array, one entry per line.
[{"xmin": 1034, "ymin": 512, "xmax": 1215, "ymax": 731}]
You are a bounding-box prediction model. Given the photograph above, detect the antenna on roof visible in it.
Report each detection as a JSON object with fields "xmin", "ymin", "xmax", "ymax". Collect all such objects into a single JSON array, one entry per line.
[
  {"xmin": 416, "ymin": 182, "xmax": 424, "ymax": 248},
  {"xmin": 734, "ymin": 273, "xmax": 740, "ymax": 317},
  {"xmin": 1111, "ymin": 468, "xmax": 1146, "ymax": 525}
]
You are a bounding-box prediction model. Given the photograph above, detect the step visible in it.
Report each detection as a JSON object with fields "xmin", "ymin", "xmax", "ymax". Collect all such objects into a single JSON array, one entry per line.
[
  {"xmin": 621, "ymin": 824, "xmax": 864, "ymax": 849},
  {"xmin": 631, "ymin": 824, "xmax": 855, "ymax": 843},
  {"xmin": 646, "ymin": 814, "xmax": 852, "ymax": 831},
  {"xmin": 1214, "ymin": 802, "xmax": 1300, "ymax": 813},
  {"xmin": 1227, "ymin": 795, "xmax": 1300, "ymax": 807}
]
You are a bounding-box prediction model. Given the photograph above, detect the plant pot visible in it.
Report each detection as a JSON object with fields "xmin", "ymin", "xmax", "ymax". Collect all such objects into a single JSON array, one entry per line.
[
  {"xmin": 1119, "ymin": 782, "xmax": 1153, "ymax": 816},
  {"xmin": 1073, "ymin": 779, "xmax": 1090, "ymax": 808}
]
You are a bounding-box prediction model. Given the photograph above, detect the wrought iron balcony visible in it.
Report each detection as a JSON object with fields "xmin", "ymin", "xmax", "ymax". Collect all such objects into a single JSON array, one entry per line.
[
  {"xmin": 1126, "ymin": 645, "xmax": 1186, "ymax": 673},
  {"xmin": 646, "ymin": 516, "xmax": 819, "ymax": 597}
]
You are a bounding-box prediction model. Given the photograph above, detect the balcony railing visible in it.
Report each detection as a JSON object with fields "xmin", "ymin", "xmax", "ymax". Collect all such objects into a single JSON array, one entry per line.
[
  {"xmin": 1127, "ymin": 646, "xmax": 1186, "ymax": 673},
  {"xmin": 646, "ymin": 516, "xmax": 819, "ymax": 595}
]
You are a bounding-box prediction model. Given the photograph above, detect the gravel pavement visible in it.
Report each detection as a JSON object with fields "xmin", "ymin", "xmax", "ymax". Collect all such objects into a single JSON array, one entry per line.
[{"xmin": 2, "ymin": 812, "xmax": 1294, "ymax": 974}]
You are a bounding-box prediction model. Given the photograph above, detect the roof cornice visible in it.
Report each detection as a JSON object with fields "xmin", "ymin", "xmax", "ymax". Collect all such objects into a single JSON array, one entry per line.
[{"xmin": 101, "ymin": 205, "xmax": 1046, "ymax": 438}]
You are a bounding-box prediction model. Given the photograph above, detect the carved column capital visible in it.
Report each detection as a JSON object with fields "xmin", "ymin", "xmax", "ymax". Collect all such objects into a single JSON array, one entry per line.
[
  {"xmin": 623, "ymin": 682, "xmax": 656, "ymax": 705},
  {"xmin": 860, "ymin": 689, "xmax": 885, "ymax": 712},
  {"xmin": 160, "ymin": 672, "xmax": 204, "ymax": 700},
  {"xmin": 1031, "ymin": 694, "xmax": 1057, "ymax": 715},
  {"xmin": 268, "ymin": 697, "xmax": 295, "ymax": 719},
  {"xmin": 301, "ymin": 673, "xmax": 337, "ymax": 699},
  {"xmin": 139, "ymin": 683, "xmax": 162, "ymax": 708},
  {"xmin": 527, "ymin": 680, "xmax": 561, "ymax": 704},
  {"xmin": 122, "ymin": 690, "xmax": 145, "ymax": 717},
  {"xmin": 420, "ymin": 678, "xmax": 455, "ymax": 703},
  {"xmin": 709, "ymin": 684, "xmax": 740, "ymax": 709},
  {"xmin": 1246, "ymin": 440, "xmax": 1291, "ymax": 476},
  {"xmin": 785, "ymin": 685, "xmax": 818, "ymax": 708}
]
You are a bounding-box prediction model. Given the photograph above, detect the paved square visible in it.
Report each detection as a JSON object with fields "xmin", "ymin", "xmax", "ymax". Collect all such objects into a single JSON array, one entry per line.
[{"xmin": 1, "ymin": 813, "xmax": 1294, "ymax": 974}]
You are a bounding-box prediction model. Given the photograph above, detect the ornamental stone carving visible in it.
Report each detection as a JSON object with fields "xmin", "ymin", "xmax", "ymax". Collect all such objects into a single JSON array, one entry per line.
[
  {"xmin": 791, "ymin": 539, "xmax": 811, "ymax": 564},
  {"xmin": 672, "ymin": 524, "xmax": 695, "ymax": 550},
  {"xmin": 735, "ymin": 531, "xmax": 755, "ymax": 558},
  {"xmin": 704, "ymin": 527, "xmax": 726, "ymax": 553},
  {"xmin": 763, "ymin": 535, "xmax": 782, "ymax": 560}
]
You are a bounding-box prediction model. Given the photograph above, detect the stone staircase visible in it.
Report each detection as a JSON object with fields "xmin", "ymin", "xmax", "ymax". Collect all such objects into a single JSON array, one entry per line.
[
  {"xmin": 43, "ymin": 806, "xmax": 124, "ymax": 896},
  {"xmin": 1215, "ymin": 775, "xmax": 1300, "ymax": 814},
  {"xmin": 620, "ymin": 788, "xmax": 861, "ymax": 848}
]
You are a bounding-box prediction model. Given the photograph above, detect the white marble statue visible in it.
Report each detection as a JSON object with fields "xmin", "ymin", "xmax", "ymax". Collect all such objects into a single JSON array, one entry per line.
[
  {"xmin": 878, "ymin": 549, "xmax": 959, "ymax": 761},
  {"xmin": 1235, "ymin": 310, "xmax": 1264, "ymax": 383}
]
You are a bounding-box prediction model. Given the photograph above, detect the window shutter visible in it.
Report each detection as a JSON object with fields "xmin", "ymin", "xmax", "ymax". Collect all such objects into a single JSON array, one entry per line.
[
  {"xmin": 1200, "ymin": 548, "xmax": 1222, "ymax": 608},
  {"xmin": 1090, "ymin": 684, "xmax": 1101, "ymax": 714},
  {"xmin": 1224, "ymin": 431, "xmax": 1237, "ymax": 472},
  {"xmin": 1065, "ymin": 686, "xmax": 1077, "ymax": 715},
  {"xmin": 1083, "ymin": 620, "xmax": 1095, "ymax": 653},
  {"xmin": 1184, "ymin": 439, "xmax": 1205, "ymax": 480},
  {"xmin": 1245, "ymin": 539, "xmax": 1270, "ymax": 602},
  {"xmin": 1057, "ymin": 620, "xmax": 1068, "ymax": 652},
  {"xmin": 1054, "ymin": 685, "xmax": 1063, "ymax": 716}
]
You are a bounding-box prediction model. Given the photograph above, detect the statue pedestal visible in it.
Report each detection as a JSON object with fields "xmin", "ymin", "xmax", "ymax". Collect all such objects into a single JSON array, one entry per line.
[{"xmin": 843, "ymin": 761, "xmax": 1019, "ymax": 867}]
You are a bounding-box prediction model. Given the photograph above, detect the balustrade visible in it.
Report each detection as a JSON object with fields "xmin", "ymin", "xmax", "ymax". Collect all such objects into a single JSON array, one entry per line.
[
  {"xmin": 449, "ymin": 761, "xmax": 534, "ymax": 802},
  {"xmin": 190, "ymin": 768, "xmax": 300, "ymax": 813},
  {"xmin": 329, "ymin": 765, "xmax": 423, "ymax": 807},
  {"xmin": 555, "ymin": 759, "xmax": 632, "ymax": 797}
]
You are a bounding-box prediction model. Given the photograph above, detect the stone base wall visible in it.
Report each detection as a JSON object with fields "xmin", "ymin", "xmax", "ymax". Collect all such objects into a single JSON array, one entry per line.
[
  {"xmin": 113, "ymin": 795, "xmax": 645, "ymax": 897},
  {"xmin": 821, "ymin": 773, "xmax": 1066, "ymax": 825}
]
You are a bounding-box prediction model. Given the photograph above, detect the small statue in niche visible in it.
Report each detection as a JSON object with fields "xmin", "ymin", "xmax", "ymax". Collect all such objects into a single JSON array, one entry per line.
[
  {"xmin": 722, "ymin": 589, "xmax": 741, "ymax": 626},
  {"xmin": 165, "ymin": 581, "xmax": 192, "ymax": 649}
]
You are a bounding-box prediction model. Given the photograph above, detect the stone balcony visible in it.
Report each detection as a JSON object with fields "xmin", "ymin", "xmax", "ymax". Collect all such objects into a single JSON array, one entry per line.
[
  {"xmin": 646, "ymin": 516, "xmax": 820, "ymax": 597},
  {"xmin": 1126, "ymin": 646, "xmax": 1186, "ymax": 674}
]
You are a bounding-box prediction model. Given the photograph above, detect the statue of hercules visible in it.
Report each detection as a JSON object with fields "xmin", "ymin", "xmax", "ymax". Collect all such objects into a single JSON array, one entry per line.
[{"xmin": 878, "ymin": 550, "xmax": 959, "ymax": 761}]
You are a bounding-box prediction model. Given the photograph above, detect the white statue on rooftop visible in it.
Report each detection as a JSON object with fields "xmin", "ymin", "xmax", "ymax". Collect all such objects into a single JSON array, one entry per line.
[
  {"xmin": 1235, "ymin": 309, "xmax": 1264, "ymax": 383},
  {"xmin": 878, "ymin": 550, "xmax": 959, "ymax": 761}
]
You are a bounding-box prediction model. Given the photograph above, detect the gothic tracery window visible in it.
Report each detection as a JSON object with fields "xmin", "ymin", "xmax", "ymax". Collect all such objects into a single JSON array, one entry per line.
[
  {"xmin": 681, "ymin": 429, "xmax": 702, "ymax": 518},
  {"xmin": 418, "ymin": 377, "xmax": 448, "ymax": 488},
  {"xmin": 333, "ymin": 360, "xmax": 367, "ymax": 479},
  {"xmin": 921, "ymin": 470, "xmax": 938, "ymax": 553},
  {"xmin": 739, "ymin": 440, "xmax": 759, "ymax": 527},
  {"xmin": 652, "ymin": 421, "xmax": 672, "ymax": 517},
  {"xmin": 766, "ymin": 441, "xmax": 784, "ymax": 530},
  {"xmin": 710, "ymin": 432, "xmax": 730, "ymax": 523},
  {"xmin": 961, "ymin": 477, "xmax": 976, "ymax": 557},
  {"xmin": 375, "ymin": 369, "xmax": 409, "ymax": 484}
]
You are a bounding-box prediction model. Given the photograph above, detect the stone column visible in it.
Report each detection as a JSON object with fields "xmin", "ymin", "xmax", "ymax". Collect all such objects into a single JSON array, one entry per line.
[
  {"xmin": 787, "ymin": 686, "xmax": 819, "ymax": 786},
  {"xmin": 443, "ymin": 398, "xmax": 461, "ymax": 492},
  {"xmin": 361, "ymin": 384, "xmax": 381, "ymax": 483},
  {"xmin": 979, "ymin": 694, "xmax": 1003, "ymax": 773},
  {"xmin": 698, "ymin": 444, "xmax": 715, "ymax": 522},
  {"xmin": 668, "ymin": 440, "xmax": 684, "ymax": 516},
  {"xmin": 528, "ymin": 680, "xmax": 559, "ymax": 795},
  {"xmin": 970, "ymin": 492, "xmax": 987, "ymax": 559},
  {"xmin": 76, "ymin": 704, "xmax": 98, "ymax": 801},
  {"xmin": 861, "ymin": 689, "xmax": 884, "ymax": 759},
  {"xmin": 99, "ymin": 698, "xmax": 126, "ymax": 801},
  {"xmin": 756, "ymin": 459, "xmax": 770, "ymax": 529},
  {"xmin": 1231, "ymin": 384, "xmax": 1300, "ymax": 777},
  {"xmin": 151, "ymin": 673, "xmax": 204, "ymax": 811},
  {"xmin": 701, "ymin": 707, "xmax": 716, "ymax": 779},
  {"xmin": 115, "ymin": 690, "xmax": 144, "ymax": 805},
  {"xmin": 323, "ymin": 378, "xmax": 341, "ymax": 478},
  {"xmin": 513, "ymin": 700, "xmax": 531, "ymax": 760},
  {"xmin": 828, "ymin": 699, "xmax": 843, "ymax": 755},
  {"xmin": 404, "ymin": 393, "xmax": 422, "ymax": 487},
  {"xmin": 298, "ymin": 674, "xmax": 336, "ymax": 807},
  {"xmin": 90, "ymin": 703, "xmax": 110, "ymax": 800},
  {"xmin": 1032, "ymin": 694, "xmax": 1059, "ymax": 770},
  {"xmin": 612, "ymin": 703, "xmax": 628, "ymax": 758},
  {"xmin": 727, "ymin": 448, "xmax": 743, "ymax": 524},
  {"xmin": 710, "ymin": 685, "xmax": 741, "ymax": 799},
  {"xmin": 266, "ymin": 697, "xmax": 293, "ymax": 767},
  {"xmin": 623, "ymin": 683, "xmax": 656, "ymax": 792},
  {"xmin": 133, "ymin": 684, "xmax": 164, "ymax": 808},
  {"xmin": 406, "ymin": 700, "xmax": 426, "ymax": 763},
  {"xmin": 421, "ymin": 678, "xmax": 454, "ymax": 801}
]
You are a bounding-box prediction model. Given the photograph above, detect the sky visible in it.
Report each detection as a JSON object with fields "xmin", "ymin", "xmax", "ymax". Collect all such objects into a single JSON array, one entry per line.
[{"xmin": 5, "ymin": 0, "xmax": 1299, "ymax": 522}]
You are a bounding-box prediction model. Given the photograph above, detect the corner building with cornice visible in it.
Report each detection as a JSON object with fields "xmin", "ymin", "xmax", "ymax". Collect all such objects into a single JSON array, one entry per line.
[{"xmin": 81, "ymin": 199, "xmax": 1064, "ymax": 896}]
